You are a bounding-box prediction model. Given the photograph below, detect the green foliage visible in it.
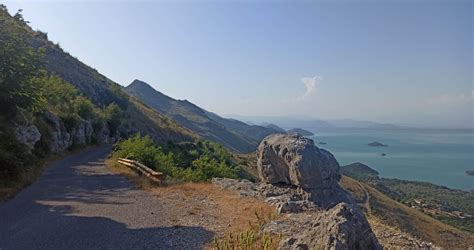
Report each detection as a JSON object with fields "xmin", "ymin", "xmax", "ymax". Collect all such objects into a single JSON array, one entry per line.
[
  {"xmin": 74, "ymin": 96, "xmax": 94, "ymax": 120},
  {"xmin": 103, "ymin": 103, "xmax": 123, "ymax": 133},
  {"xmin": 112, "ymin": 134, "xmax": 239, "ymax": 182},
  {"xmin": 0, "ymin": 125, "xmax": 35, "ymax": 182},
  {"xmin": 341, "ymin": 164, "xmax": 474, "ymax": 232},
  {"xmin": 0, "ymin": 5, "xmax": 45, "ymax": 117}
]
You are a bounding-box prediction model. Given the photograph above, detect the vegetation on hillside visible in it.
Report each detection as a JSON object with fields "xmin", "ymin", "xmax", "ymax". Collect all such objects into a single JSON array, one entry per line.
[
  {"xmin": 340, "ymin": 176, "xmax": 474, "ymax": 248},
  {"xmin": 0, "ymin": 4, "xmax": 198, "ymax": 184},
  {"xmin": 341, "ymin": 163, "xmax": 474, "ymax": 232},
  {"xmin": 0, "ymin": 6, "xmax": 128, "ymax": 199},
  {"xmin": 111, "ymin": 134, "xmax": 240, "ymax": 182}
]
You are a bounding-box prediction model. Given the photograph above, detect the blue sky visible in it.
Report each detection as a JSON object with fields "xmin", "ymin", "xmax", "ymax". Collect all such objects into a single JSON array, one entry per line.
[{"xmin": 5, "ymin": 0, "xmax": 473, "ymax": 128}]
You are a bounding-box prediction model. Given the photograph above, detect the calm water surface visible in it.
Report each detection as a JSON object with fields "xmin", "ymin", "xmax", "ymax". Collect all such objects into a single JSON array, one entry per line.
[{"xmin": 310, "ymin": 128, "xmax": 474, "ymax": 191}]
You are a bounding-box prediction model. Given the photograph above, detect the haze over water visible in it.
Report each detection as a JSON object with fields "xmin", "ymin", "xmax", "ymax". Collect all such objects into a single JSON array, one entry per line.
[{"xmin": 311, "ymin": 128, "xmax": 474, "ymax": 191}]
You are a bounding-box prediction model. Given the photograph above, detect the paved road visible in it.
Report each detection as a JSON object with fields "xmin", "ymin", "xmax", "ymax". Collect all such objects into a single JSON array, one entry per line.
[{"xmin": 0, "ymin": 146, "xmax": 212, "ymax": 250}]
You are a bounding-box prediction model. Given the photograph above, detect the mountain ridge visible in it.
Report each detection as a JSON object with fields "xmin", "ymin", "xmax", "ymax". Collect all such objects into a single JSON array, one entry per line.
[{"xmin": 125, "ymin": 79, "xmax": 280, "ymax": 153}]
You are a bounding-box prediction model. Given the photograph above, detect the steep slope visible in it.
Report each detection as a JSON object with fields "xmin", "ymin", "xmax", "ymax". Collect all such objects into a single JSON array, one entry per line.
[
  {"xmin": 10, "ymin": 11, "xmax": 196, "ymax": 145},
  {"xmin": 125, "ymin": 80, "xmax": 279, "ymax": 152},
  {"xmin": 341, "ymin": 176, "xmax": 474, "ymax": 248}
]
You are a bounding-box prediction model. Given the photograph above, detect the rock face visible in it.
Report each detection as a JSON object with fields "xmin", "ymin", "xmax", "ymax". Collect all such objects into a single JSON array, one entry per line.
[
  {"xmin": 45, "ymin": 112, "xmax": 73, "ymax": 152},
  {"xmin": 14, "ymin": 112, "xmax": 118, "ymax": 153},
  {"xmin": 269, "ymin": 203, "xmax": 380, "ymax": 250},
  {"xmin": 73, "ymin": 119, "xmax": 94, "ymax": 145},
  {"xmin": 15, "ymin": 124, "xmax": 41, "ymax": 150}
]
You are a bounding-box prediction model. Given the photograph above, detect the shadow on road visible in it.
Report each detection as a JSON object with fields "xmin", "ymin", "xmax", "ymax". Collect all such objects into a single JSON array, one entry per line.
[{"xmin": 0, "ymin": 147, "xmax": 214, "ymax": 249}]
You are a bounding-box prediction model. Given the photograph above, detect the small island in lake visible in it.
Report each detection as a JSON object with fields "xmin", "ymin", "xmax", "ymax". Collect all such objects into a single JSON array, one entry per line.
[
  {"xmin": 368, "ymin": 141, "xmax": 388, "ymax": 147},
  {"xmin": 287, "ymin": 128, "xmax": 314, "ymax": 136},
  {"xmin": 466, "ymin": 170, "xmax": 474, "ymax": 176}
]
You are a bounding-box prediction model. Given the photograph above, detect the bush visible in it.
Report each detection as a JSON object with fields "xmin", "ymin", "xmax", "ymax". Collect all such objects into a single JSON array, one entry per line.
[
  {"xmin": 103, "ymin": 103, "xmax": 123, "ymax": 134},
  {"xmin": 111, "ymin": 134, "xmax": 239, "ymax": 182},
  {"xmin": 74, "ymin": 96, "xmax": 94, "ymax": 119},
  {"xmin": 0, "ymin": 126, "xmax": 35, "ymax": 182},
  {"xmin": 112, "ymin": 134, "xmax": 160, "ymax": 168}
]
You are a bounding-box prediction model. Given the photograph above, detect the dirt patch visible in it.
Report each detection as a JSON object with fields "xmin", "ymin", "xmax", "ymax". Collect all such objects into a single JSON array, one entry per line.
[
  {"xmin": 151, "ymin": 183, "xmax": 275, "ymax": 237},
  {"xmin": 107, "ymin": 160, "xmax": 277, "ymax": 247}
]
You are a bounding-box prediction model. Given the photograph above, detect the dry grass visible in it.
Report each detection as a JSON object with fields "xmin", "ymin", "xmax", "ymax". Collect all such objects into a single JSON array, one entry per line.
[
  {"xmin": 151, "ymin": 182, "xmax": 276, "ymax": 233},
  {"xmin": 152, "ymin": 183, "xmax": 279, "ymax": 250},
  {"xmin": 107, "ymin": 158, "xmax": 279, "ymax": 249}
]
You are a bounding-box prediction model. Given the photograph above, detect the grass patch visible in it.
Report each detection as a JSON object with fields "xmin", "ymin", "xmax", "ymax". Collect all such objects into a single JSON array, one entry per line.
[{"xmin": 212, "ymin": 208, "xmax": 280, "ymax": 250}]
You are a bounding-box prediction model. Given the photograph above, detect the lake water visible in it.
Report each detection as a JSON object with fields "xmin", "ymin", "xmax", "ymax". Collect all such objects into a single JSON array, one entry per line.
[{"xmin": 309, "ymin": 128, "xmax": 474, "ymax": 191}]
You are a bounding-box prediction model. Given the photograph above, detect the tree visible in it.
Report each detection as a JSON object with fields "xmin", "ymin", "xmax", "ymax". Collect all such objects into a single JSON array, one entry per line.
[
  {"xmin": 0, "ymin": 7, "xmax": 44, "ymax": 117},
  {"xmin": 103, "ymin": 103, "xmax": 123, "ymax": 133},
  {"xmin": 74, "ymin": 96, "xmax": 94, "ymax": 119}
]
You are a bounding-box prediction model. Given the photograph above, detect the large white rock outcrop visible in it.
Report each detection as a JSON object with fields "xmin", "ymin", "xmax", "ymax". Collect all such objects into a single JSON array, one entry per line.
[{"xmin": 257, "ymin": 133, "xmax": 340, "ymax": 189}]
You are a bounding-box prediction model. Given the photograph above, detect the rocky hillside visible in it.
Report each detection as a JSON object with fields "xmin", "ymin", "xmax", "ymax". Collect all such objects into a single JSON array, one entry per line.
[
  {"xmin": 214, "ymin": 133, "xmax": 381, "ymax": 249},
  {"xmin": 3, "ymin": 8, "xmax": 195, "ymax": 145},
  {"xmin": 125, "ymin": 80, "xmax": 281, "ymax": 153},
  {"xmin": 0, "ymin": 6, "xmax": 196, "ymax": 199}
]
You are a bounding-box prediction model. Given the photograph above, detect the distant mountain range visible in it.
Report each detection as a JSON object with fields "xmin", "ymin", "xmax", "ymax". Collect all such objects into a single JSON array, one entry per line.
[
  {"xmin": 228, "ymin": 115, "xmax": 399, "ymax": 130},
  {"xmin": 125, "ymin": 80, "xmax": 399, "ymax": 153},
  {"xmin": 125, "ymin": 80, "xmax": 282, "ymax": 153}
]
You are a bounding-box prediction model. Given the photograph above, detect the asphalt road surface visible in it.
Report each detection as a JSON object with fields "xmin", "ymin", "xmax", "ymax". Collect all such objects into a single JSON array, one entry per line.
[{"xmin": 0, "ymin": 146, "xmax": 212, "ymax": 250}]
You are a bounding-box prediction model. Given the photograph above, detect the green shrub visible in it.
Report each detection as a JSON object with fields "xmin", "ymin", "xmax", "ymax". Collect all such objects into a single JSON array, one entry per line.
[
  {"xmin": 74, "ymin": 96, "xmax": 94, "ymax": 119},
  {"xmin": 111, "ymin": 134, "xmax": 239, "ymax": 182},
  {"xmin": 0, "ymin": 126, "xmax": 35, "ymax": 182},
  {"xmin": 112, "ymin": 134, "xmax": 160, "ymax": 168},
  {"xmin": 103, "ymin": 103, "xmax": 123, "ymax": 134}
]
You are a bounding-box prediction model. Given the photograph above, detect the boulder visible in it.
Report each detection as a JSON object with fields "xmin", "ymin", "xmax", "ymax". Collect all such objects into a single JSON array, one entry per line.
[
  {"xmin": 247, "ymin": 133, "xmax": 382, "ymax": 248},
  {"xmin": 15, "ymin": 124, "xmax": 41, "ymax": 150},
  {"xmin": 257, "ymin": 134, "xmax": 340, "ymax": 189},
  {"xmin": 257, "ymin": 134, "xmax": 342, "ymax": 205}
]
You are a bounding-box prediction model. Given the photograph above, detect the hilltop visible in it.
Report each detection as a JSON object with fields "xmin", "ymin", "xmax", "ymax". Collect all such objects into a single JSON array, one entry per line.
[{"xmin": 287, "ymin": 128, "xmax": 314, "ymax": 136}]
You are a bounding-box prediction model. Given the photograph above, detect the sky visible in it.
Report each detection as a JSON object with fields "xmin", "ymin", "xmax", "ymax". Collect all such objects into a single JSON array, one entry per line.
[{"xmin": 5, "ymin": 0, "xmax": 473, "ymax": 128}]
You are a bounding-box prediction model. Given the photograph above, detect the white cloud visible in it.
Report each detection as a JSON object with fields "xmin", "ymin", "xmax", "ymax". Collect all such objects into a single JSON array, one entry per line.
[
  {"xmin": 426, "ymin": 91, "xmax": 473, "ymax": 106},
  {"xmin": 300, "ymin": 76, "xmax": 321, "ymax": 99}
]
